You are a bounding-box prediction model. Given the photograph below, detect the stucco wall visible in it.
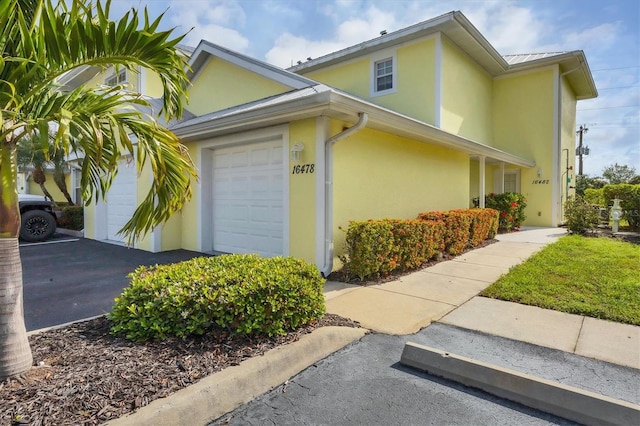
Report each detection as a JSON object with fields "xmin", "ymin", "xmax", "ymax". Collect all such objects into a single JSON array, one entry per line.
[
  {"xmin": 493, "ymin": 68, "xmax": 555, "ymax": 226},
  {"xmin": 441, "ymin": 38, "xmax": 493, "ymax": 144},
  {"xmin": 288, "ymin": 118, "xmax": 317, "ymax": 263},
  {"xmin": 187, "ymin": 58, "xmax": 291, "ymax": 116},
  {"xmin": 302, "ymin": 38, "xmax": 437, "ymax": 124},
  {"xmin": 332, "ymin": 124, "xmax": 469, "ymax": 257}
]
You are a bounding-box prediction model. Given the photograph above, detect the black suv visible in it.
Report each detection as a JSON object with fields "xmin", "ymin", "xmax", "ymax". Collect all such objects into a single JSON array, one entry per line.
[{"xmin": 18, "ymin": 194, "xmax": 60, "ymax": 242}]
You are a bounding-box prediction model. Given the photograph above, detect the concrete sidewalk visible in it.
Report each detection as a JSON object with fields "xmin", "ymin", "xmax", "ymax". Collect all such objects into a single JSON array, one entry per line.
[{"xmin": 325, "ymin": 227, "xmax": 640, "ymax": 370}]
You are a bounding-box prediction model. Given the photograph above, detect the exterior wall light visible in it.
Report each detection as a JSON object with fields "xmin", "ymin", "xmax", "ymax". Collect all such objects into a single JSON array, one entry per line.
[
  {"xmin": 610, "ymin": 198, "xmax": 623, "ymax": 233},
  {"xmin": 291, "ymin": 142, "xmax": 305, "ymax": 162},
  {"xmin": 537, "ymin": 168, "xmax": 543, "ymax": 177}
]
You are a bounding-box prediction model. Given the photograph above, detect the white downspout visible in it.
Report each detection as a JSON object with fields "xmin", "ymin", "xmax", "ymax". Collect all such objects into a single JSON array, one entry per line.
[{"xmin": 321, "ymin": 112, "xmax": 368, "ymax": 277}]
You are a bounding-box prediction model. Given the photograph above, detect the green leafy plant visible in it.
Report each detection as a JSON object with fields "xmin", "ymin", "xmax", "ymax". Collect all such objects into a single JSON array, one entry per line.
[
  {"xmin": 417, "ymin": 210, "xmax": 472, "ymax": 255},
  {"xmin": 473, "ymin": 192, "xmax": 527, "ymax": 232},
  {"xmin": 583, "ymin": 188, "xmax": 605, "ymax": 206},
  {"xmin": 57, "ymin": 205, "xmax": 84, "ymax": 230},
  {"xmin": 564, "ymin": 196, "xmax": 599, "ymax": 234},
  {"xmin": 339, "ymin": 219, "xmax": 445, "ymax": 281},
  {"xmin": 110, "ymin": 255, "xmax": 326, "ymax": 341},
  {"xmin": 602, "ymin": 184, "xmax": 640, "ymax": 229}
]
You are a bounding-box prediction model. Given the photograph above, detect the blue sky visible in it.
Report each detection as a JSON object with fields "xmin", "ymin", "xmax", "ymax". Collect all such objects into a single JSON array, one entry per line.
[{"xmin": 110, "ymin": 0, "xmax": 639, "ymax": 177}]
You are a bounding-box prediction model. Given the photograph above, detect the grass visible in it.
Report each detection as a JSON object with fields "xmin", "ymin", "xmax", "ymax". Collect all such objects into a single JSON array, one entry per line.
[{"xmin": 481, "ymin": 235, "xmax": 640, "ymax": 325}]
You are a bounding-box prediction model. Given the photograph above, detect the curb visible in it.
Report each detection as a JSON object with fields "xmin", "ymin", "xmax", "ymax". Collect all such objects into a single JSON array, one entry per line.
[
  {"xmin": 400, "ymin": 342, "xmax": 640, "ymax": 426},
  {"xmin": 107, "ymin": 326, "xmax": 367, "ymax": 426},
  {"xmin": 56, "ymin": 228, "xmax": 84, "ymax": 238}
]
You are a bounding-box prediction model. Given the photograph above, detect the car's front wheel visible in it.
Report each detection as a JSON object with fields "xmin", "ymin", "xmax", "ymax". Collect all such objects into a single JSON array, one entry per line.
[{"xmin": 20, "ymin": 210, "xmax": 57, "ymax": 242}]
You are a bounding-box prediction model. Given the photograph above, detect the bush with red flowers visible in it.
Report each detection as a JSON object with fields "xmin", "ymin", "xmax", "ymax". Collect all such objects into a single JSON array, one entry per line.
[{"xmin": 473, "ymin": 192, "xmax": 527, "ymax": 232}]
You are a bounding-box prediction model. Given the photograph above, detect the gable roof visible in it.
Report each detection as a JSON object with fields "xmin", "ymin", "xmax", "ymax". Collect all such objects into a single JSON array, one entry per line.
[
  {"xmin": 187, "ymin": 40, "xmax": 318, "ymax": 90},
  {"xmin": 288, "ymin": 11, "xmax": 597, "ymax": 100},
  {"xmin": 172, "ymin": 84, "xmax": 535, "ymax": 168}
]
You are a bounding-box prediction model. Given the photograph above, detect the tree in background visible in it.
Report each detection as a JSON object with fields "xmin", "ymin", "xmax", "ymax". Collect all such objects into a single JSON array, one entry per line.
[
  {"xmin": 601, "ymin": 163, "xmax": 637, "ymax": 185},
  {"xmin": 1, "ymin": 0, "xmax": 196, "ymax": 379}
]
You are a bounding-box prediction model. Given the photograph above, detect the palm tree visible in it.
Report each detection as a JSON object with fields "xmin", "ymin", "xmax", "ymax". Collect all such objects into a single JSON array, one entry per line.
[
  {"xmin": 16, "ymin": 134, "xmax": 60, "ymax": 205},
  {"xmin": 17, "ymin": 133, "xmax": 77, "ymax": 205},
  {"xmin": 0, "ymin": 0, "xmax": 197, "ymax": 379}
]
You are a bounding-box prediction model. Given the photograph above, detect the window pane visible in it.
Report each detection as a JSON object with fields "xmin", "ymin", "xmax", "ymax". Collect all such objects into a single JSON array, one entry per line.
[
  {"xmin": 377, "ymin": 75, "xmax": 393, "ymax": 91},
  {"xmin": 375, "ymin": 58, "xmax": 393, "ymax": 91}
]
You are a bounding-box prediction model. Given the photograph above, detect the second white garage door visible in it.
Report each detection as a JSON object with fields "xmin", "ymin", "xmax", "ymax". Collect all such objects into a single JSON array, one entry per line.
[
  {"xmin": 211, "ymin": 140, "xmax": 284, "ymax": 257},
  {"xmin": 106, "ymin": 158, "xmax": 137, "ymax": 243}
]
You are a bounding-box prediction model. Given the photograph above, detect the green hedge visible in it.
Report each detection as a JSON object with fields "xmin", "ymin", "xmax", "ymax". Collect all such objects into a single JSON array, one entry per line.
[
  {"xmin": 57, "ymin": 205, "xmax": 84, "ymax": 230},
  {"xmin": 584, "ymin": 188, "xmax": 605, "ymax": 206},
  {"xmin": 602, "ymin": 184, "xmax": 640, "ymax": 228},
  {"xmin": 417, "ymin": 210, "xmax": 472, "ymax": 255},
  {"xmin": 110, "ymin": 254, "xmax": 326, "ymax": 341},
  {"xmin": 339, "ymin": 208, "xmax": 498, "ymax": 281},
  {"xmin": 339, "ymin": 219, "xmax": 445, "ymax": 281},
  {"xmin": 564, "ymin": 196, "xmax": 600, "ymax": 234},
  {"xmin": 473, "ymin": 192, "xmax": 527, "ymax": 232}
]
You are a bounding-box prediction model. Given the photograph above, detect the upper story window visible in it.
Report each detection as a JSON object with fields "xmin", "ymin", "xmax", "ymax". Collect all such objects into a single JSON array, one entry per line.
[
  {"xmin": 375, "ymin": 59, "xmax": 393, "ymax": 91},
  {"xmin": 370, "ymin": 50, "xmax": 397, "ymax": 97},
  {"xmin": 105, "ymin": 68, "xmax": 127, "ymax": 87}
]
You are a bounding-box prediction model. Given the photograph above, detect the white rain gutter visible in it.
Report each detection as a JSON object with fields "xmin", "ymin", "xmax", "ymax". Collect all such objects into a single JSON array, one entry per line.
[{"xmin": 321, "ymin": 112, "xmax": 368, "ymax": 277}]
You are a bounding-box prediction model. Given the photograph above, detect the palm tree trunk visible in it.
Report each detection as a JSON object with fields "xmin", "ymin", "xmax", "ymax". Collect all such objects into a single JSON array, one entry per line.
[
  {"xmin": 0, "ymin": 239, "xmax": 33, "ymax": 379},
  {"xmin": 32, "ymin": 165, "xmax": 57, "ymax": 206},
  {"xmin": 54, "ymin": 170, "xmax": 75, "ymax": 205},
  {"xmin": 0, "ymin": 141, "xmax": 33, "ymax": 379}
]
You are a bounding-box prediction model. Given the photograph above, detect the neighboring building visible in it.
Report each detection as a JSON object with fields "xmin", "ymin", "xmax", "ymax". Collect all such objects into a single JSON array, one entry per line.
[{"xmin": 68, "ymin": 11, "xmax": 596, "ymax": 275}]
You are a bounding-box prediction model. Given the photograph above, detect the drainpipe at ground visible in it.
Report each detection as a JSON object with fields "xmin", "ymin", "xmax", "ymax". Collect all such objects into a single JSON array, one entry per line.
[{"xmin": 321, "ymin": 112, "xmax": 368, "ymax": 277}]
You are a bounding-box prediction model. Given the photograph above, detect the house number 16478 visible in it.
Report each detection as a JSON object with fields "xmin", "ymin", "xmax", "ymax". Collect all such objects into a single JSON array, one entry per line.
[{"xmin": 292, "ymin": 164, "xmax": 315, "ymax": 174}]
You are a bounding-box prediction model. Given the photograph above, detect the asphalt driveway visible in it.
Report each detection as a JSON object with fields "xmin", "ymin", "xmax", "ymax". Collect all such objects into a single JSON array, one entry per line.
[{"xmin": 20, "ymin": 236, "xmax": 204, "ymax": 331}]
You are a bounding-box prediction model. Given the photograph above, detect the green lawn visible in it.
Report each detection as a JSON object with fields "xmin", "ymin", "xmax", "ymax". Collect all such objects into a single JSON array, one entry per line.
[{"xmin": 481, "ymin": 235, "xmax": 640, "ymax": 325}]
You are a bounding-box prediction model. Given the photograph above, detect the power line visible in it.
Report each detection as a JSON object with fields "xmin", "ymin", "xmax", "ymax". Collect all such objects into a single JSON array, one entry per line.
[
  {"xmin": 598, "ymin": 85, "xmax": 640, "ymax": 90},
  {"xmin": 592, "ymin": 66, "xmax": 640, "ymax": 71},
  {"xmin": 578, "ymin": 104, "xmax": 639, "ymax": 111}
]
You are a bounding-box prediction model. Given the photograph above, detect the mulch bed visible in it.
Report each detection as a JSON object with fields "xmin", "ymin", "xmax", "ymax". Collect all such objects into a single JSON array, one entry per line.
[{"xmin": 1, "ymin": 314, "xmax": 360, "ymax": 425}]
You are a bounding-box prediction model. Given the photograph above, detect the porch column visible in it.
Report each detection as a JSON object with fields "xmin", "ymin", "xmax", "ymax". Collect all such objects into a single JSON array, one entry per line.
[
  {"xmin": 478, "ymin": 155, "xmax": 486, "ymax": 208},
  {"xmin": 499, "ymin": 162, "xmax": 505, "ymax": 193}
]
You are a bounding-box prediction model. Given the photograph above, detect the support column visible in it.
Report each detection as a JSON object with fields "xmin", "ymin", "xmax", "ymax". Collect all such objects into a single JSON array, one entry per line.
[
  {"xmin": 499, "ymin": 162, "xmax": 505, "ymax": 193},
  {"xmin": 479, "ymin": 156, "xmax": 486, "ymax": 208}
]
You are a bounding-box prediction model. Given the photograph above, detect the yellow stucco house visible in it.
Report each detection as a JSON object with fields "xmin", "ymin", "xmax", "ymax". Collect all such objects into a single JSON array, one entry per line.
[{"xmin": 69, "ymin": 11, "xmax": 596, "ymax": 276}]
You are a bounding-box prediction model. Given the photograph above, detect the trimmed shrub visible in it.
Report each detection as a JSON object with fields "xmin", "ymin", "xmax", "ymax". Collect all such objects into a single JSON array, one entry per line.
[
  {"xmin": 339, "ymin": 219, "xmax": 445, "ymax": 281},
  {"xmin": 474, "ymin": 192, "xmax": 527, "ymax": 232},
  {"xmin": 564, "ymin": 196, "xmax": 600, "ymax": 234},
  {"xmin": 57, "ymin": 205, "xmax": 84, "ymax": 230},
  {"xmin": 584, "ymin": 188, "xmax": 605, "ymax": 206},
  {"xmin": 602, "ymin": 184, "xmax": 640, "ymax": 228},
  {"xmin": 109, "ymin": 254, "xmax": 326, "ymax": 341},
  {"xmin": 466, "ymin": 208, "xmax": 500, "ymax": 246},
  {"xmin": 417, "ymin": 210, "xmax": 473, "ymax": 255}
]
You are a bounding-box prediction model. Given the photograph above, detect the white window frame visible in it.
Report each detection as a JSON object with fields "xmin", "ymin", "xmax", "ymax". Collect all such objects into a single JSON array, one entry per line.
[
  {"xmin": 494, "ymin": 169, "xmax": 521, "ymax": 193},
  {"xmin": 370, "ymin": 50, "xmax": 397, "ymax": 97},
  {"xmin": 105, "ymin": 68, "xmax": 127, "ymax": 86}
]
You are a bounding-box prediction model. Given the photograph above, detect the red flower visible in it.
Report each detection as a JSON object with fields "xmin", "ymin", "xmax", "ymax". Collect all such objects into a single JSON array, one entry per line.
[
  {"xmin": 510, "ymin": 202, "xmax": 518, "ymax": 208},
  {"xmin": 489, "ymin": 193, "xmax": 495, "ymax": 197},
  {"xmin": 501, "ymin": 212, "xmax": 507, "ymax": 217}
]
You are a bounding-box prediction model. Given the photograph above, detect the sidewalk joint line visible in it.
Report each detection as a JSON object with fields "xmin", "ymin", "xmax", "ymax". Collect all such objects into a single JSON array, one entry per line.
[
  {"xmin": 573, "ymin": 316, "xmax": 586, "ymax": 353},
  {"xmin": 368, "ymin": 286, "xmax": 457, "ymax": 307}
]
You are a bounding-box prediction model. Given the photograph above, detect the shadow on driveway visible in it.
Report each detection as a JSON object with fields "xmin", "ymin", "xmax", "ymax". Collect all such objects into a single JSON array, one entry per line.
[{"xmin": 20, "ymin": 238, "xmax": 205, "ymax": 331}]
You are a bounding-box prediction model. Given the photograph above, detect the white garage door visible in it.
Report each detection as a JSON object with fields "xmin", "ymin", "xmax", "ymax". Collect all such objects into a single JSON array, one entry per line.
[
  {"xmin": 211, "ymin": 140, "xmax": 284, "ymax": 257},
  {"xmin": 106, "ymin": 158, "xmax": 137, "ymax": 243}
]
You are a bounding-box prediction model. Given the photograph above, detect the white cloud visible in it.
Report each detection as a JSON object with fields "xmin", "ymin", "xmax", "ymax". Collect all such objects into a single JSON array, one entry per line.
[
  {"xmin": 266, "ymin": 5, "xmax": 397, "ymax": 67},
  {"xmin": 167, "ymin": 0, "xmax": 249, "ymax": 51},
  {"xmin": 564, "ymin": 22, "xmax": 620, "ymax": 51}
]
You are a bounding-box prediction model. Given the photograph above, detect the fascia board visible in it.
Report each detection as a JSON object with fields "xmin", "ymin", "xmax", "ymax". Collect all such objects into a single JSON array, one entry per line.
[
  {"xmin": 173, "ymin": 87, "xmax": 534, "ymax": 167},
  {"xmin": 173, "ymin": 91, "xmax": 333, "ymax": 141},
  {"xmin": 289, "ymin": 12, "xmax": 457, "ymax": 73},
  {"xmin": 506, "ymin": 51, "xmax": 597, "ymax": 99},
  {"xmin": 327, "ymin": 92, "xmax": 535, "ymax": 167},
  {"xmin": 188, "ymin": 41, "xmax": 315, "ymax": 89}
]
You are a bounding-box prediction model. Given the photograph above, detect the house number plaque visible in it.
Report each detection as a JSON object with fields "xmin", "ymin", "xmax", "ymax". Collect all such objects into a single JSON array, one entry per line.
[{"xmin": 292, "ymin": 164, "xmax": 315, "ymax": 174}]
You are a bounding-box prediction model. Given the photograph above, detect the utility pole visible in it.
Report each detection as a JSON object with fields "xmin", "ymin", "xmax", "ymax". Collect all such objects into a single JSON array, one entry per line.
[{"xmin": 576, "ymin": 125, "xmax": 589, "ymax": 175}]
